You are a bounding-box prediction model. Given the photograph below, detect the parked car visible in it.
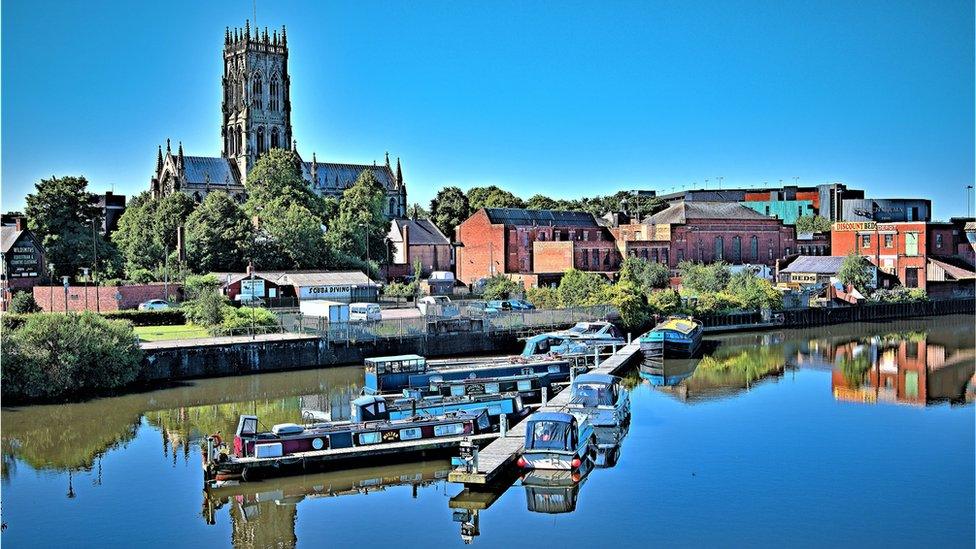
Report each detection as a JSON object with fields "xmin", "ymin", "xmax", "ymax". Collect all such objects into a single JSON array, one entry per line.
[
  {"xmin": 511, "ymin": 299, "xmax": 536, "ymax": 310},
  {"xmin": 466, "ymin": 301, "xmax": 500, "ymax": 317},
  {"xmin": 417, "ymin": 295, "xmax": 460, "ymax": 317},
  {"xmin": 138, "ymin": 299, "xmax": 170, "ymax": 311},
  {"xmin": 349, "ymin": 302, "xmax": 382, "ymax": 322},
  {"xmin": 487, "ymin": 300, "xmax": 514, "ymax": 312}
]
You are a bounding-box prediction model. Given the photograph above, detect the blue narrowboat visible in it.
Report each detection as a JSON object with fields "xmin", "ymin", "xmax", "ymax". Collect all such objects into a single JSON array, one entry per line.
[
  {"xmin": 565, "ymin": 373, "xmax": 630, "ymax": 427},
  {"xmin": 639, "ymin": 316, "xmax": 704, "ymax": 358},
  {"xmin": 363, "ymin": 354, "xmax": 571, "ymax": 394},
  {"xmin": 520, "ymin": 333, "xmax": 590, "ymax": 358},
  {"xmin": 348, "ymin": 393, "xmax": 526, "ymax": 425},
  {"xmin": 517, "ymin": 412, "xmax": 595, "ymax": 471},
  {"xmin": 417, "ymin": 372, "xmax": 556, "ymax": 404}
]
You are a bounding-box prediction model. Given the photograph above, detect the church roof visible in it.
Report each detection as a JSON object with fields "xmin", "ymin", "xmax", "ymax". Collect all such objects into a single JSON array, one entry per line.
[
  {"xmin": 303, "ymin": 162, "xmax": 396, "ymax": 191},
  {"xmin": 182, "ymin": 156, "xmax": 240, "ymax": 187}
]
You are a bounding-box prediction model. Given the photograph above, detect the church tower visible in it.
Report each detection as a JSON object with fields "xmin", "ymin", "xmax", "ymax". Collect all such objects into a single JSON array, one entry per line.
[{"xmin": 221, "ymin": 21, "xmax": 293, "ymax": 182}]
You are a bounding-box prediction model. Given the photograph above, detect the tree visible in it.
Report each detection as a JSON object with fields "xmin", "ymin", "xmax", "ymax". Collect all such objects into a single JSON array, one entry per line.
[
  {"xmin": 467, "ymin": 185, "xmax": 525, "ymax": 210},
  {"xmin": 619, "ymin": 256, "xmax": 670, "ymax": 295},
  {"xmin": 326, "ymin": 169, "xmax": 390, "ymax": 273},
  {"xmin": 154, "ymin": 192, "xmax": 196, "ymax": 250},
  {"xmin": 408, "ymin": 203, "xmax": 429, "ymax": 219},
  {"xmin": 726, "ymin": 270, "xmax": 783, "ymax": 310},
  {"xmin": 185, "ymin": 192, "xmax": 251, "ymax": 273},
  {"xmin": 257, "ymin": 198, "xmax": 327, "ymax": 269},
  {"xmin": 647, "ymin": 288, "xmax": 682, "ymax": 315},
  {"xmin": 482, "ymin": 275, "xmax": 522, "ymax": 300},
  {"xmin": 183, "ymin": 288, "xmax": 232, "ymax": 327},
  {"xmin": 795, "ymin": 215, "xmax": 833, "ymax": 234},
  {"xmin": 183, "ymin": 274, "xmax": 221, "ymax": 300},
  {"xmin": 838, "ymin": 252, "xmax": 874, "ymax": 291},
  {"xmin": 600, "ymin": 281, "xmax": 650, "ymax": 330},
  {"xmin": 558, "ymin": 269, "xmax": 609, "ymax": 306},
  {"xmin": 113, "ymin": 192, "xmax": 165, "ymax": 275},
  {"xmin": 9, "ymin": 292, "xmax": 40, "ymax": 313},
  {"xmin": 526, "ymin": 194, "xmax": 561, "ymax": 210},
  {"xmin": 679, "ymin": 261, "xmax": 731, "ymax": 294},
  {"xmin": 25, "ymin": 175, "xmax": 121, "ymax": 279},
  {"xmin": 429, "ymin": 186, "xmax": 470, "ymax": 241},
  {"xmin": 244, "ymin": 148, "xmax": 328, "ymax": 220}
]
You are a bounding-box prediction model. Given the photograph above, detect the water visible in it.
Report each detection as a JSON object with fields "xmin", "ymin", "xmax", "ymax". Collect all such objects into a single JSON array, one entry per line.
[{"xmin": 2, "ymin": 316, "xmax": 973, "ymax": 548}]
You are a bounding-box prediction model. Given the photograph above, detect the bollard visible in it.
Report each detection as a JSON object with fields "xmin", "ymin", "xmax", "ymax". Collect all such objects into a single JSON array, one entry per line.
[
  {"xmin": 594, "ymin": 346, "xmax": 600, "ymax": 367},
  {"xmin": 541, "ymin": 387, "xmax": 549, "ymax": 406},
  {"xmin": 500, "ymin": 414, "xmax": 508, "ymax": 436},
  {"xmin": 628, "ymin": 332, "xmax": 632, "ymax": 344}
]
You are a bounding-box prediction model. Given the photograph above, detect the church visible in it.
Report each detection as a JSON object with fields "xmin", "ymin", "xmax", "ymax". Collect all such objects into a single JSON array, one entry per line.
[{"xmin": 149, "ymin": 21, "xmax": 408, "ymax": 218}]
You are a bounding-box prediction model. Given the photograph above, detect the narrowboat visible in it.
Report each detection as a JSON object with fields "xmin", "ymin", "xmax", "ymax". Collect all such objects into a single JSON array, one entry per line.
[
  {"xmin": 415, "ymin": 372, "xmax": 556, "ymax": 404},
  {"xmin": 517, "ymin": 411, "xmax": 596, "ymax": 471},
  {"xmin": 565, "ymin": 373, "xmax": 630, "ymax": 427},
  {"xmin": 340, "ymin": 393, "xmax": 526, "ymax": 425},
  {"xmin": 363, "ymin": 354, "xmax": 572, "ymax": 394},
  {"xmin": 203, "ymin": 406, "xmax": 492, "ymax": 484},
  {"xmin": 639, "ymin": 316, "xmax": 704, "ymax": 358}
]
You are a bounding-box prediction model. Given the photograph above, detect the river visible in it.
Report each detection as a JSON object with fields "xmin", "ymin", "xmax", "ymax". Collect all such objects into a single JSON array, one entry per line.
[{"xmin": 2, "ymin": 315, "xmax": 973, "ymax": 547}]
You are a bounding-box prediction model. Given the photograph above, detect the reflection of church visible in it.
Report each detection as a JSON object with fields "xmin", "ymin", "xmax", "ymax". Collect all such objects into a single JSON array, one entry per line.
[{"xmin": 150, "ymin": 21, "xmax": 407, "ymax": 218}]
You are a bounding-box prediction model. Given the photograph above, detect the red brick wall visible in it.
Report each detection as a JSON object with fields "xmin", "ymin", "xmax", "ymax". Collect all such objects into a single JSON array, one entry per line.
[
  {"xmin": 34, "ymin": 284, "xmax": 182, "ymax": 312},
  {"xmin": 406, "ymin": 244, "xmax": 452, "ymax": 276},
  {"xmin": 926, "ymin": 226, "xmax": 955, "ymax": 257},
  {"xmin": 831, "ymin": 222, "xmax": 928, "ymax": 289},
  {"xmin": 668, "ymin": 219, "xmax": 796, "ymax": 268},
  {"xmin": 456, "ymin": 210, "xmax": 505, "ymax": 285},
  {"xmin": 533, "ymin": 241, "xmax": 575, "ymax": 273}
]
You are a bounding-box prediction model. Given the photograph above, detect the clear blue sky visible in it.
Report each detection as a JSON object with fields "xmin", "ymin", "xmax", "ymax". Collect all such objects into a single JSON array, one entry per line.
[{"xmin": 2, "ymin": 0, "xmax": 973, "ymax": 218}]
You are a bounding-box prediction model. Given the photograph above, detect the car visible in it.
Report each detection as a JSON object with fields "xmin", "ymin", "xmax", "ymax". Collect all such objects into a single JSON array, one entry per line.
[
  {"xmin": 466, "ymin": 301, "xmax": 500, "ymax": 317},
  {"xmin": 138, "ymin": 299, "xmax": 170, "ymax": 311},
  {"xmin": 487, "ymin": 300, "xmax": 514, "ymax": 312},
  {"xmin": 510, "ymin": 299, "xmax": 536, "ymax": 310}
]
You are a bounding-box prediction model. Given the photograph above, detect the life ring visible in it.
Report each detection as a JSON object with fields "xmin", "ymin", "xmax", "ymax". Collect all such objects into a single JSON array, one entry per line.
[{"xmin": 311, "ymin": 437, "xmax": 324, "ymax": 450}]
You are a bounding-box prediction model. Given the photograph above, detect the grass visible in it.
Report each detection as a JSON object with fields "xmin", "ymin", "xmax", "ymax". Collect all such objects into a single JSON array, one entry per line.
[{"xmin": 133, "ymin": 324, "xmax": 210, "ymax": 342}]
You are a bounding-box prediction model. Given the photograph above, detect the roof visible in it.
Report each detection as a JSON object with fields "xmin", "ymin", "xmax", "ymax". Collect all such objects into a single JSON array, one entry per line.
[
  {"xmin": 182, "ymin": 156, "xmax": 239, "ymax": 187},
  {"xmin": 654, "ymin": 317, "xmax": 700, "ymax": 334},
  {"xmin": 644, "ymin": 201, "xmax": 771, "ymax": 224},
  {"xmin": 528, "ymin": 411, "xmax": 575, "ymax": 423},
  {"xmin": 304, "ymin": 162, "xmax": 396, "ymax": 191},
  {"xmin": 390, "ymin": 218, "xmax": 450, "ymax": 246},
  {"xmin": 1, "ymin": 226, "xmax": 24, "ymax": 253},
  {"xmin": 572, "ymin": 373, "xmax": 617, "ymax": 385},
  {"xmin": 928, "ymin": 257, "xmax": 976, "ymax": 280},
  {"xmin": 483, "ymin": 208, "xmax": 598, "ymax": 227},
  {"xmin": 279, "ymin": 271, "xmax": 378, "ymax": 287},
  {"xmin": 780, "ymin": 256, "xmax": 848, "ymax": 275},
  {"xmin": 366, "ymin": 354, "xmax": 425, "ymax": 362}
]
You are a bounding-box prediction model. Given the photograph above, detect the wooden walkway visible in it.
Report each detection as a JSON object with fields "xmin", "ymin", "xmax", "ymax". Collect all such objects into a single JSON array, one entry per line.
[{"xmin": 447, "ymin": 341, "xmax": 642, "ymax": 485}]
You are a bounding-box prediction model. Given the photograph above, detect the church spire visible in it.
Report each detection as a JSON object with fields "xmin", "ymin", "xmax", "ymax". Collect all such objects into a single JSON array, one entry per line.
[
  {"xmin": 225, "ymin": 27, "xmax": 231, "ymax": 45},
  {"xmin": 156, "ymin": 145, "xmax": 163, "ymax": 173},
  {"xmin": 245, "ymin": 19, "xmax": 250, "ymax": 41},
  {"xmin": 385, "ymin": 151, "xmax": 390, "ymax": 168},
  {"xmin": 177, "ymin": 141, "xmax": 185, "ymax": 171},
  {"xmin": 396, "ymin": 157, "xmax": 403, "ymax": 188},
  {"xmin": 166, "ymin": 138, "xmax": 171, "ymax": 154},
  {"xmin": 281, "ymin": 25, "xmax": 287, "ymax": 46}
]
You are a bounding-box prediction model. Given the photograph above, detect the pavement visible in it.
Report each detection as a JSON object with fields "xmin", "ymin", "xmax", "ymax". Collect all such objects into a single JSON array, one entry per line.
[{"xmin": 140, "ymin": 332, "xmax": 318, "ymax": 350}]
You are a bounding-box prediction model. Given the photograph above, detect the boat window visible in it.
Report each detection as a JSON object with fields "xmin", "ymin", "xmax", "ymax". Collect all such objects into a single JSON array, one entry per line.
[
  {"xmin": 399, "ymin": 428, "xmax": 422, "ymax": 441},
  {"xmin": 358, "ymin": 432, "xmax": 382, "ymax": 445},
  {"xmin": 517, "ymin": 379, "xmax": 533, "ymax": 392},
  {"xmin": 573, "ymin": 383, "xmax": 614, "ymax": 406},
  {"xmin": 434, "ymin": 423, "xmax": 465, "ymax": 437},
  {"xmin": 450, "ymin": 385, "xmax": 466, "ymax": 396},
  {"xmin": 239, "ymin": 417, "xmax": 257, "ymax": 436},
  {"xmin": 547, "ymin": 365, "xmax": 561, "ymax": 374},
  {"xmin": 527, "ymin": 421, "xmax": 574, "ymax": 451},
  {"xmin": 486, "ymin": 383, "xmax": 500, "ymax": 394}
]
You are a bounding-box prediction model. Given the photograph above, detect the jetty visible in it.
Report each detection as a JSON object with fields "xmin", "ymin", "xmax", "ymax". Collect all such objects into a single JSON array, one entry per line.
[{"xmin": 447, "ymin": 341, "xmax": 642, "ymax": 485}]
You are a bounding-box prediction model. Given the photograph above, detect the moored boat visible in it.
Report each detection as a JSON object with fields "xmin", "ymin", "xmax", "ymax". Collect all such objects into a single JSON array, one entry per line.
[
  {"xmin": 337, "ymin": 393, "xmax": 526, "ymax": 425},
  {"xmin": 363, "ymin": 354, "xmax": 572, "ymax": 394},
  {"xmin": 565, "ymin": 373, "xmax": 630, "ymax": 427},
  {"xmin": 639, "ymin": 315, "xmax": 704, "ymax": 358},
  {"xmin": 411, "ymin": 371, "xmax": 557, "ymax": 404},
  {"xmin": 553, "ymin": 321, "xmax": 626, "ymax": 346},
  {"xmin": 517, "ymin": 411, "xmax": 596, "ymax": 471}
]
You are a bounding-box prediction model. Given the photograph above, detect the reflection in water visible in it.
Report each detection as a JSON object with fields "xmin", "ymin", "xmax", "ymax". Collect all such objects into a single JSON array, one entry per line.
[{"xmin": 204, "ymin": 461, "xmax": 452, "ymax": 548}]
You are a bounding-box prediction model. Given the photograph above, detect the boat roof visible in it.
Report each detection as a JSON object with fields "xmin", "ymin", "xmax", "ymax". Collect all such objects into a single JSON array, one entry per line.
[
  {"xmin": 654, "ymin": 317, "xmax": 700, "ymax": 334},
  {"xmin": 528, "ymin": 411, "xmax": 575, "ymax": 423},
  {"xmin": 573, "ymin": 373, "xmax": 617, "ymax": 385},
  {"xmin": 366, "ymin": 354, "xmax": 424, "ymax": 363},
  {"xmin": 352, "ymin": 395, "xmax": 385, "ymax": 406}
]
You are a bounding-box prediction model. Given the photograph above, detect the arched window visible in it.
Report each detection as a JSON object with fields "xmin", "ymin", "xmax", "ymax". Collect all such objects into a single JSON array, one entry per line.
[
  {"xmin": 269, "ymin": 76, "xmax": 280, "ymax": 111},
  {"xmin": 257, "ymin": 127, "xmax": 265, "ymax": 154},
  {"xmin": 750, "ymin": 236, "xmax": 759, "ymax": 261},
  {"xmin": 237, "ymin": 126, "xmax": 244, "ymax": 154},
  {"xmin": 252, "ymin": 74, "xmax": 263, "ymax": 109},
  {"xmin": 389, "ymin": 197, "xmax": 397, "ymax": 216},
  {"xmin": 714, "ymin": 236, "xmax": 724, "ymax": 261},
  {"xmin": 731, "ymin": 236, "xmax": 742, "ymax": 263},
  {"xmin": 271, "ymin": 128, "xmax": 280, "ymax": 149}
]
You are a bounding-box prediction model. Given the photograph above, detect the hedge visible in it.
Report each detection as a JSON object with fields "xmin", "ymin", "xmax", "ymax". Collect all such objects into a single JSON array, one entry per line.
[{"xmin": 100, "ymin": 309, "xmax": 186, "ymax": 326}]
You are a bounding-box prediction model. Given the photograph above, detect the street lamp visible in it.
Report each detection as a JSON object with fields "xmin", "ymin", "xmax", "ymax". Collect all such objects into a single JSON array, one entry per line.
[
  {"xmin": 61, "ymin": 275, "xmax": 70, "ymax": 315},
  {"xmin": 48, "ymin": 263, "xmax": 56, "ymax": 312},
  {"xmin": 82, "ymin": 267, "xmax": 90, "ymax": 311},
  {"xmin": 967, "ymin": 185, "xmax": 974, "ymax": 217},
  {"xmin": 358, "ymin": 223, "xmax": 370, "ymax": 271}
]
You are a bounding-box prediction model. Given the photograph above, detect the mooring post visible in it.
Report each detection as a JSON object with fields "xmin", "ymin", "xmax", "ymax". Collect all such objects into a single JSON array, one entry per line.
[
  {"xmin": 594, "ymin": 346, "xmax": 600, "ymax": 367},
  {"xmin": 500, "ymin": 414, "xmax": 508, "ymax": 436},
  {"xmin": 628, "ymin": 332, "xmax": 632, "ymax": 344},
  {"xmin": 541, "ymin": 386, "xmax": 548, "ymax": 405}
]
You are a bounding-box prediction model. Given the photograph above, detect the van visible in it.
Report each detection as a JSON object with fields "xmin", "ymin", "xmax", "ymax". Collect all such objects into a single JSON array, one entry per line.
[{"xmin": 350, "ymin": 302, "xmax": 382, "ymax": 322}]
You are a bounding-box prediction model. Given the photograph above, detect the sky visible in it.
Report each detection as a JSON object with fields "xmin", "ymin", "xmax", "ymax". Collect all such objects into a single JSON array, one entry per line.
[{"xmin": 2, "ymin": 0, "xmax": 973, "ymax": 218}]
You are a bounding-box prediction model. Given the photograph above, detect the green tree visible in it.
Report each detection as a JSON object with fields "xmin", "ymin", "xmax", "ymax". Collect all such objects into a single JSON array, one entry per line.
[
  {"xmin": 482, "ymin": 275, "xmax": 522, "ymax": 300},
  {"xmin": 183, "ymin": 274, "xmax": 221, "ymax": 300},
  {"xmin": 619, "ymin": 256, "xmax": 670, "ymax": 295},
  {"xmin": 647, "ymin": 288, "xmax": 682, "ymax": 315},
  {"xmin": 558, "ymin": 269, "xmax": 609, "ymax": 306},
  {"xmin": 467, "ymin": 185, "xmax": 525, "ymax": 210},
  {"xmin": 408, "ymin": 203, "xmax": 429, "ymax": 219},
  {"xmin": 25, "ymin": 175, "xmax": 121, "ymax": 279},
  {"xmin": 726, "ymin": 270, "xmax": 783, "ymax": 310},
  {"xmin": 112, "ymin": 192, "xmax": 165, "ymax": 275},
  {"xmin": 244, "ymin": 148, "xmax": 328, "ymax": 220},
  {"xmin": 526, "ymin": 194, "xmax": 561, "ymax": 210},
  {"xmin": 429, "ymin": 186, "xmax": 470, "ymax": 241},
  {"xmin": 183, "ymin": 288, "xmax": 232, "ymax": 327},
  {"xmin": 838, "ymin": 252, "xmax": 874, "ymax": 291},
  {"xmin": 9, "ymin": 292, "xmax": 40, "ymax": 313},
  {"xmin": 600, "ymin": 281, "xmax": 650, "ymax": 330},
  {"xmin": 525, "ymin": 286, "xmax": 561, "ymax": 309},
  {"xmin": 185, "ymin": 192, "xmax": 251, "ymax": 273},
  {"xmin": 258, "ymin": 198, "xmax": 327, "ymax": 269},
  {"xmin": 154, "ymin": 192, "xmax": 197, "ymax": 250},
  {"xmin": 679, "ymin": 261, "xmax": 731, "ymax": 294},
  {"xmin": 325, "ymin": 169, "xmax": 389, "ymax": 273},
  {"xmin": 795, "ymin": 215, "xmax": 833, "ymax": 234}
]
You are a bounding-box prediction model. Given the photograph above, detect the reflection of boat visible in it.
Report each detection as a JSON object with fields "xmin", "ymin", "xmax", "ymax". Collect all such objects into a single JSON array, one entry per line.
[
  {"xmin": 203, "ymin": 406, "xmax": 493, "ymax": 483},
  {"xmin": 518, "ymin": 412, "xmax": 595, "ymax": 470},
  {"xmin": 639, "ymin": 316, "xmax": 704, "ymax": 359},
  {"xmin": 593, "ymin": 423, "xmax": 628, "ymax": 468},
  {"xmin": 521, "ymin": 466, "xmax": 592, "ymax": 514},
  {"xmin": 638, "ymin": 358, "xmax": 700, "ymax": 386},
  {"xmin": 566, "ymin": 373, "xmax": 630, "ymax": 427}
]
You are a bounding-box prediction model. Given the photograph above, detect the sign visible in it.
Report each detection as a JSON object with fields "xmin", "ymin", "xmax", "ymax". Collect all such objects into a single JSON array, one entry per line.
[
  {"xmin": 241, "ymin": 278, "xmax": 266, "ymax": 298},
  {"xmin": 790, "ymin": 273, "xmax": 818, "ymax": 284},
  {"xmin": 299, "ymin": 284, "xmax": 357, "ymax": 300},
  {"xmin": 7, "ymin": 242, "xmax": 40, "ymax": 278},
  {"xmin": 832, "ymin": 221, "xmax": 877, "ymax": 232}
]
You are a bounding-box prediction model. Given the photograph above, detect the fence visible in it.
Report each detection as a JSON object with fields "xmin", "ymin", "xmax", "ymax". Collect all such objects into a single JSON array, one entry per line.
[{"xmin": 280, "ymin": 305, "xmax": 616, "ymax": 344}]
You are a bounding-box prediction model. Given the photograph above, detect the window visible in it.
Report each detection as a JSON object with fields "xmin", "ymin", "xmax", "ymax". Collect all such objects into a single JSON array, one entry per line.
[
  {"xmin": 271, "ymin": 128, "xmax": 280, "ymax": 149},
  {"xmin": 269, "ymin": 76, "xmax": 280, "ymax": 111},
  {"xmin": 389, "ymin": 197, "xmax": 397, "ymax": 216},
  {"xmin": 861, "ymin": 234, "xmax": 871, "ymax": 248},
  {"xmin": 257, "ymin": 127, "xmax": 265, "ymax": 154},
  {"xmin": 750, "ymin": 236, "xmax": 759, "ymax": 261},
  {"xmin": 485, "ymin": 383, "xmax": 500, "ymax": 394},
  {"xmin": 677, "ymin": 249, "xmax": 684, "ymax": 262},
  {"xmin": 798, "ymin": 206, "xmax": 803, "ymax": 217},
  {"xmin": 517, "ymin": 379, "xmax": 533, "ymax": 391},
  {"xmin": 650, "ymin": 249, "xmax": 658, "ymax": 263},
  {"xmin": 905, "ymin": 233, "xmax": 919, "ymax": 256},
  {"xmin": 884, "ymin": 234, "xmax": 893, "ymax": 248},
  {"xmin": 905, "ymin": 267, "xmax": 919, "ymax": 288},
  {"xmin": 583, "ymin": 231, "xmax": 589, "ymax": 241},
  {"xmin": 581, "ymin": 249, "xmax": 588, "ymax": 268},
  {"xmin": 450, "ymin": 384, "xmax": 465, "ymax": 396},
  {"xmin": 592, "ymin": 249, "xmax": 599, "ymax": 267},
  {"xmin": 399, "ymin": 428, "xmax": 422, "ymax": 441},
  {"xmin": 765, "ymin": 205, "xmax": 771, "ymax": 216},
  {"xmin": 785, "ymin": 247, "xmax": 791, "ymax": 256},
  {"xmin": 768, "ymin": 247, "xmax": 773, "ymax": 260},
  {"xmin": 237, "ymin": 126, "xmax": 243, "ymax": 153},
  {"xmin": 731, "ymin": 236, "xmax": 742, "ymax": 263},
  {"xmin": 434, "ymin": 423, "xmax": 465, "ymax": 437},
  {"xmin": 358, "ymin": 432, "xmax": 382, "ymax": 445},
  {"xmin": 661, "ymin": 249, "xmax": 669, "ymax": 265},
  {"xmin": 936, "ymin": 233, "xmax": 943, "ymax": 249},
  {"xmin": 252, "ymin": 74, "xmax": 262, "ymax": 109},
  {"xmin": 714, "ymin": 236, "xmax": 724, "ymax": 261}
]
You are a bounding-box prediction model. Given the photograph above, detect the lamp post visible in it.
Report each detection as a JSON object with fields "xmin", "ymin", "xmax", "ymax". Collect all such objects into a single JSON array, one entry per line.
[
  {"xmin": 249, "ymin": 263, "xmax": 256, "ymax": 340},
  {"xmin": 358, "ymin": 223, "xmax": 370, "ymax": 267},
  {"xmin": 61, "ymin": 276, "xmax": 70, "ymax": 315},
  {"xmin": 92, "ymin": 218, "xmax": 99, "ymax": 312},
  {"xmin": 48, "ymin": 263, "xmax": 56, "ymax": 312},
  {"xmin": 82, "ymin": 267, "xmax": 90, "ymax": 311}
]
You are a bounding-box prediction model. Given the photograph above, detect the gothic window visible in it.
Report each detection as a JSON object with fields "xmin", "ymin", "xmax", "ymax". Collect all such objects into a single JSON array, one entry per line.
[
  {"xmin": 237, "ymin": 126, "xmax": 244, "ymax": 154},
  {"xmin": 269, "ymin": 76, "xmax": 280, "ymax": 111},
  {"xmin": 389, "ymin": 198, "xmax": 397, "ymax": 216},
  {"xmin": 731, "ymin": 236, "xmax": 741, "ymax": 263},
  {"xmin": 714, "ymin": 236, "xmax": 724, "ymax": 261},
  {"xmin": 271, "ymin": 128, "xmax": 280, "ymax": 149},
  {"xmin": 252, "ymin": 74, "xmax": 263, "ymax": 109},
  {"xmin": 750, "ymin": 236, "xmax": 759, "ymax": 261},
  {"xmin": 257, "ymin": 127, "xmax": 265, "ymax": 154}
]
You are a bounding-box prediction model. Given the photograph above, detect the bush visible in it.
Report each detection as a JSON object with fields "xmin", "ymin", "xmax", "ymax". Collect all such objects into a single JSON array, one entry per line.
[
  {"xmin": 869, "ymin": 287, "xmax": 929, "ymax": 303},
  {"xmin": 558, "ymin": 269, "xmax": 609, "ymax": 306},
  {"xmin": 482, "ymin": 275, "xmax": 522, "ymax": 300},
  {"xmin": 619, "ymin": 256, "xmax": 670, "ymax": 294},
  {"xmin": 647, "ymin": 288, "xmax": 682, "ymax": 315},
  {"xmin": 183, "ymin": 289, "xmax": 231, "ymax": 327},
  {"xmin": 184, "ymin": 274, "xmax": 222, "ymax": 300},
  {"xmin": 217, "ymin": 307, "xmax": 278, "ymax": 333},
  {"xmin": 101, "ymin": 309, "xmax": 186, "ymax": 326},
  {"xmin": 726, "ymin": 271, "xmax": 783, "ymax": 310},
  {"xmin": 694, "ymin": 291, "xmax": 745, "ymax": 314},
  {"xmin": 1, "ymin": 312, "xmax": 144, "ymax": 402},
  {"xmin": 600, "ymin": 281, "xmax": 650, "ymax": 331},
  {"xmin": 525, "ymin": 286, "xmax": 561, "ymax": 309},
  {"xmin": 384, "ymin": 281, "xmax": 418, "ymax": 299},
  {"xmin": 679, "ymin": 261, "xmax": 731, "ymax": 294},
  {"xmin": 128, "ymin": 268, "xmax": 156, "ymax": 284},
  {"xmin": 2, "ymin": 312, "xmax": 29, "ymax": 331},
  {"xmin": 9, "ymin": 291, "xmax": 41, "ymax": 313}
]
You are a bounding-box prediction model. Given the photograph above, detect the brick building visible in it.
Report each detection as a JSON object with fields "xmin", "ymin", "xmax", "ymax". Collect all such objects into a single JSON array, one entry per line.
[
  {"xmin": 387, "ymin": 218, "xmax": 452, "ymax": 278},
  {"xmin": 831, "ymin": 221, "xmax": 928, "ymax": 289},
  {"xmin": 640, "ymin": 201, "xmax": 797, "ymax": 269},
  {"xmin": 34, "ymin": 283, "xmax": 180, "ymax": 312},
  {"xmin": 455, "ymin": 208, "xmax": 619, "ymax": 287},
  {"xmin": 658, "ymin": 183, "xmax": 864, "ymax": 222},
  {"xmin": 1, "ymin": 219, "xmax": 46, "ymax": 292}
]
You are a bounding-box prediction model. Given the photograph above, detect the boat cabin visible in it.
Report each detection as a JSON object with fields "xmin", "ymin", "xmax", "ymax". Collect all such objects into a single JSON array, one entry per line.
[
  {"xmin": 353, "ymin": 393, "xmax": 524, "ymax": 424},
  {"xmin": 559, "ymin": 321, "xmax": 624, "ymax": 342},
  {"xmin": 521, "ymin": 334, "xmax": 588, "ymax": 357},
  {"xmin": 639, "ymin": 315, "xmax": 704, "ymax": 358},
  {"xmin": 567, "ymin": 373, "xmax": 630, "ymax": 427},
  {"xmin": 520, "ymin": 411, "xmax": 595, "ymax": 470},
  {"xmin": 364, "ymin": 354, "xmax": 427, "ymax": 394},
  {"xmin": 421, "ymin": 372, "xmax": 553, "ymax": 403}
]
